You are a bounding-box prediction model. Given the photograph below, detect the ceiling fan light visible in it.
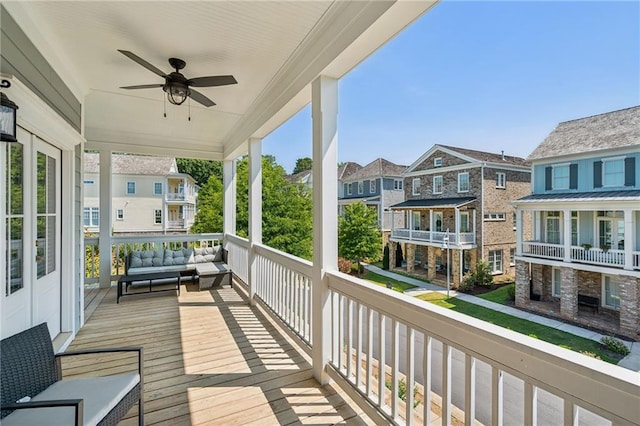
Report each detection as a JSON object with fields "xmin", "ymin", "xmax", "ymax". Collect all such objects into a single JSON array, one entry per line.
[{"xmin": 165, "ymin": 82, "xmax": 189, "ymax": 105}]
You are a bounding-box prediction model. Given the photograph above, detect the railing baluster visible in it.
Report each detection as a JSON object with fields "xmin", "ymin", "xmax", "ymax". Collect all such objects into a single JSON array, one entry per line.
[
  {"xmin": 563, "ymin": 400, "xmax": 576, "ymax": 426},
  {"xmin": 464, "ymin": 354, "xmax": 476, "ymax": 426},
  {"xmin": 391, "ymin": 319, "xmax": 399, "ymax": 420},
  {"xmin": 423, "ymin": 334, "xmax": 432, "ymax": 425},
  {"xmin": 346, "ymin": 299, "xmax": 353, "ymax": 379},
  {"xmin": 355, "ymin": 302, "xmax": 363, "ymax": 389},
  {"xmin": 366, "ymin": 307, "xmax": 373, "ymax": 398},
  {"xmin": 338, "ymin": 294, "xmax": 345, "ymax": 373},
  {"xmin": 406, "ymin": 327, "xmax": 415, "ymax": 426},
  {"xmin": 491, "ymin": 366, "xmax": 503, "ymax": 426},
  {"xmin": 378, "ymin": 313, "xmax": 386, "ymax": 409},
  {"xmin": 524, "ymin": 382, "xmax": 537, "ymax": 426},
  {"xmin": 442, "ymin": 342, "xmax": 451, "ymax": 426}
]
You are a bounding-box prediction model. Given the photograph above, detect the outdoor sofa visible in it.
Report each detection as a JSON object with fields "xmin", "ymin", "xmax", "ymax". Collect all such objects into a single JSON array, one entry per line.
[{"xmin": 0, "ymin": 322, "xmax": 143, "ymax": 426}]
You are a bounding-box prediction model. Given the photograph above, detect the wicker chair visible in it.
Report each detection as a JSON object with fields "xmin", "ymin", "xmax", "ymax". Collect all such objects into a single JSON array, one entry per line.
[{"xmin": 1, "ymin": 323, "xmax": 143, "ymax": 426}]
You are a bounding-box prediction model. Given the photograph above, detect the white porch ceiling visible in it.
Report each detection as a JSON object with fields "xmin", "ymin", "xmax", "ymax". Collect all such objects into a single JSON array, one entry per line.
[{"xmin": 4, "ymin": 1, "xmax": 436, "ymax": 160}]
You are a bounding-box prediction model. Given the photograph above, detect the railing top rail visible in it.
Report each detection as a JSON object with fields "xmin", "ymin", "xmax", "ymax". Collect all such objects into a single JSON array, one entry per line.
[
  {"xmin": 109, "ymin": 233, "xmax": 223, "ymax": 244},
  {"xmin": 254, "ymin": 242, "xmax": 313, "ymax": 277},
  {"xmin": 523, "ymin": 241, "xmax": 564, "ymax": 247},
  {"xmin": 225, "ymin": 233, "xmax": 249, "ymax": 248},
  {"xmin": 327, "ymin": 270, "xmax": 639, "ymax": 424}
]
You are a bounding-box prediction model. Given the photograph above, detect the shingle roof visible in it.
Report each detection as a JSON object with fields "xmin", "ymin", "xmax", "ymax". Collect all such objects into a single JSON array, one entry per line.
[
  {"xmin": 85, "ymin": 153, "xmax": 177, "ymax": 175},
  {"xmin": 338, "ymin": 162, "xmax": 362, "ymax": 180},
  {"xmin": 439, "ymin": 145, "xmax": 529, "ymax": 167},
  {"xmin": 528, "ymin": 105, "xmax": 640, "ymax": 161},
  {"xmin": 391, "ymin": 197, "xmax": 476, "ymax": 209},
  {"xmin": 285, "ymin": 170, "xmax": 312, "ymax": 184},
  {"xmin": 344, "ymin": 158, "xmax": 406, "ymax": 181},
  {"xmin": 516, "ymin": 190, "xmax": 640, "ymax": 203}
]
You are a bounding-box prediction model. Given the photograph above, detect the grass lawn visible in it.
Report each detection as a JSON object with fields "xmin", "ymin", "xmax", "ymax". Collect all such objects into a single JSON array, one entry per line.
[
  {"xmin": 362, "ymin": 271, "xmax": 417, "ymax": 293},
  {"xmin": 477, "ymin": 284, "xmax": 514, "ymax": 305},
  {"xmin": 416, "ymin": 292, "xmax": 617, "ymax": 364}
]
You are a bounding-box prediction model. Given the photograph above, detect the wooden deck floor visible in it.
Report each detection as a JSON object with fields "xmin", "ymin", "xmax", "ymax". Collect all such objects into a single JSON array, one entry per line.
[{"xmin": 66, "ymin": 281, "xmax": 375, "ymax": 425}]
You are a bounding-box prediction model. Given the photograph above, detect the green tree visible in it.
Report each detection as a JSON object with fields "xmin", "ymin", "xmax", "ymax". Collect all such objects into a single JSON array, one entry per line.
[
  {"xmin": 190, "ymin": 174, "xmax": 223, "ymax": 233},
  {"xmin": 235, "ymin": 156, "xmax": 313, "ymax": 260},
  {"xmin": 338, "ymin": 202, "xmax": 381, "ymax": 272},
  {"xmin": 176, "ymin": 158, "xmax": 222, "ymax": 187},
  {"xmin": 293, "ymin": 157, "xmax": 313, "ymax": 174}
]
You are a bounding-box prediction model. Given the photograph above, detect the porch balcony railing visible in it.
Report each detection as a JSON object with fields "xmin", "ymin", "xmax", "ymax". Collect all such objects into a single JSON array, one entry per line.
[
  {"xmin": 391, "ymin": 228, "xmax": 476, "ymax": 246},
  {"xmin": 167, "ymin": 219, "xmax": 185, "ymax": 228},
  {"xmin": 522, "ymin": 241, "xmax": 564, "ymax": 260},
  {"xmin": 83, "ymin": 232, "xmax": 223, "ymax": 283},
  {"xmin": 570, "ymin": 246, "xmax": 625, "ymax": 267},
  {"xmin": 166, "ymin": 192, "xmax": 186, "ymax": 201},
  {"xmin": 84, "ymin": 232, "xmax": 639, "ymax": 424}
]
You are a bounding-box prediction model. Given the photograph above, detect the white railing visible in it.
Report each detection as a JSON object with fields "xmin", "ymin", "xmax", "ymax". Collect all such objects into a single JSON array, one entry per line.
[
  {"xmin": 391, "ymin": 229, "xmax": 476, "ymax": 246},
  {"xmin": 166, "ymin": 193, "xmax": 186, "ymax": 201},
  {"xmin": 83, "ymin": 233, "xmax": 222, "ymax": 281},
  {"xmin": 225, "ymin": 234, "xmax": 249, "ymax": 284},
  {"xmin": 254, "ymin": 243, "xmax": 313, "ymax": 346},
  {"xmin": 326, "ymin": 271, "xmax": 638, "ymax": 425},
  {"xmin": 167, "ymin": 219, "xmax": 185, "ymax": 228},
  {"xmin": 522, "ymin": 241, "xmax": 564, "ymax": 260},
  {"xmin": 571, "ymin": 246, "xmax": 625, "ymax": 267}
]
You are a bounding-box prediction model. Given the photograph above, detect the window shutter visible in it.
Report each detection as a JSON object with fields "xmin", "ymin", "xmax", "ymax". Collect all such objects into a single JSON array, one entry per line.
[
  {"xmin": 545, "ymin": 167, "xmax": 552, "ymax": 190},
  {"xmin": 593, "ymin": 161, "xmax": 602, "ymax": 188},
  {"xmin": 569, "ymin": 164, "xmax": 578, "ymax": 189},
  {"xmin": 625, "ymin": 157, "xmax": 636, "ymax": 186}
]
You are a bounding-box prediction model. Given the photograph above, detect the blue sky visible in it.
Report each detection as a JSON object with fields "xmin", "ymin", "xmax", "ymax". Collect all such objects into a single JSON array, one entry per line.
[{"xmin": 264, "ymin": 1, "xmax": 640, "ymax": 174}]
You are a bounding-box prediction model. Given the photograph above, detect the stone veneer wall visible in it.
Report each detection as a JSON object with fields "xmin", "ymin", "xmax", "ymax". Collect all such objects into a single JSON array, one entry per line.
[
  {"xmin": 619, "ymin": 275, "xmax": 639, "ymax": 338},
  {"xmin": 515, "ymin": 260, "xmax": 530, "ymax": 306},
  {"xmin": 560, "ymin": 267, "xmax": 578, "ymax": 320}
]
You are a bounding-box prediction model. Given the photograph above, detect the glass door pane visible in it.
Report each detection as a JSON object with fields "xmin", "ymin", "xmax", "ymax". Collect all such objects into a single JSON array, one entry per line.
[
  {"xmin": 36, "ymin": 152, "xmax": 56, "ymax": 278},
  {"xmin": 598, "ymin": 219, "xmax": 612, "ymax": 249},
  {"xmin": 5, "ymin": 142, "xmax": 24, "ymax": 295}
]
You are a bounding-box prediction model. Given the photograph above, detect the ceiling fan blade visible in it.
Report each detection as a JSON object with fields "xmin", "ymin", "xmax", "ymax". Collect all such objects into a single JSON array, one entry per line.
[
  {"xmin": 118, "ymin": 50, "xmax": 167, "ymax": 78},
  {"xmin": 120, "ymin": 84, "xmax": 164, "ymax": 90},
  {"xmin": 187, "ymin": 75, "xmax": 237, "ymax": 87},
  {"xmin": 188, "ymin": 89, "xmax": 216, "ymax": 107}
]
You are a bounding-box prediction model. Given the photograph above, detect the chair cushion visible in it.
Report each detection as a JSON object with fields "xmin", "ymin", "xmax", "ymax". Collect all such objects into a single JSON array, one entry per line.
[
  {"xmin": 2, "ymin": 373, "xmax": 140, "ymax": 426},
  {"xmin": 129, "ymin": 250, "xmax": 164, "ymax": 268},
  {"xmin": 163, "ymin": 248, "xmax": 193, "ymax": 266},
  {"xmin": 193, "ymin": 247, "xmax": 216, "ymax": 263}
]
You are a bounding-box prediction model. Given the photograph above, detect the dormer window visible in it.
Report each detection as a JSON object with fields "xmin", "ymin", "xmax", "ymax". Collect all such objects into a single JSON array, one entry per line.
[
  {"xmin": 370, "ymin": 180, "xmax": 376, "ymax": 193},
  {"xmin": 434, "ymin": 157, "xmax": 443, "ymax": 167},
  {"xmin": 358, "ymin": 181, "xmax": 364, "ymax": 194}
]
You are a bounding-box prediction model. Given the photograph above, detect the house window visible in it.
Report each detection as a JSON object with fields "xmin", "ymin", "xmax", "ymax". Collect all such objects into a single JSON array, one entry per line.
[
  {"xmin": 370, "ymin": 180, "xmax": 376, "ymax": 193},
  {"xmin": 394, "ymin": 179, "xmax": 403, "ymax": 190},
  {"xmin": 602, "ymin": 275, "xmax": 620, "ymax": 309},
  {"xmin": 434, "ymin": 211, "xmax": 443, "ymax": 232},
  {"xmin": 433, "ymin": 176, "xmax": 443, "ymax": 194},
  {"xmin": 116, "ymin": 209, "xmax": 124, "ymax": 220},
  {"xmin": 347, "ymin": 183, "xmax": 352, "ymax": 195},
  {"xmin": 488, "ymin": 250, "xmax": 503, "ymax": 273},
  {"xmin": 83, "ymin": 207, "xmax": 99, "ymax": 227},
  {"xmin": 412, "ymin": 211, "xmax": 421, "ymax": 230},
  {"xmin": 484, "ymin": 212, "xmax": 506, "ymax": 221},
  {"xmin": 545, "ymin": 211, "xmax": 561, "ymax": 244},
  {"xmin": 126, "ymin": 181, "xmax": 136, "ymax": 194},
  {"xmin": 434, "ymin": 157, "xmax": 443, "ymax": 167},
  {"xmin": 458, "ymin": 172, "xmax": 469, "ymax": 193},
  {"xmin": 496, "ymin": 173, "xmax": 506, "ymax": 189},
  {"xmin": 552, "ymin": 267, "xmax": 561, "ymax": 297},
  {"xmin": 552, "ymin": 164, "xmax": 570, "ymax": 190},
  {"xmin": 83, "ymin": 179, "xmax": 95, "ymax": 185},
  {"xmin": 510, "ymin": 248, "xmax": 516, "ymax": 266},
  {"xmin": 571, "ymin": 211, "xmax": 579, "ymax": 246},
  {"xmin": 602, "ymin": 158, "xmax": 624, "ymax": 187},
  {"xmin": 154, "ymin": 182, "xmax": 163, "ymax": 195},
  {"xmin": 154, "ymin": 209, "xmax": 162, "ymax": 224},
  {"xmin": 358, "ymin": 181, "xmax": 364, "ymax": 194},
  {"xmin": 460, "ymin": 211, "xmax": 470, "ymax": 233},
  {"xmin": 412, "ymin": 178, "xmax": 421, "ymax": 196}
]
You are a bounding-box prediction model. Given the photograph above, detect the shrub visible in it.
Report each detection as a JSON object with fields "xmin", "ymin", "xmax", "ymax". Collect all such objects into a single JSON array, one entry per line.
[
  {"xmin": 600, "ymin": 336, "xmax": 630, "ymax": 356},
  {"xmin": 338, "ymin": 257, "xmax": 352, "ymax": 274},
  {"xmin": 458, "ymin": 272, "xmax": 475, "ymax": 293},
  {"xmin": 382, "ymin": 244, "xmax": 390, "ymax": 270},
  {"xmin": 474, "ymin": 260, "xmax": 494, "ymax": 287},
  {"xmin": 506, "ymin": 284, "xmax": 516, "ymax": 301}
]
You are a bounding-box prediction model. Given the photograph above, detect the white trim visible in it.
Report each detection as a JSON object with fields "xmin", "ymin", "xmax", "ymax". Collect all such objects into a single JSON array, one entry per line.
[
  {"xmin": 529, "ymin": 145, "xmax": 638, "ymax": 165},
  {"xmin": 496, "ymin": 172, "xmax": 506, "ymax": 189},
  {"xmin": 126, "ymin": 181, "xmax": 136, "ymax": 195},
  {"xmin": 434, "ymin": 157, "xmax": 443, "ymax": 167},
  {"xmin": 153, "ymin": 181, "xmax": 163, "ymax": 195}
]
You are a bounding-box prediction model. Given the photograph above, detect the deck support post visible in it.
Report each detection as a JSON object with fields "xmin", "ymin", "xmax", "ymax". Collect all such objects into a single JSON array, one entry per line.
[
  {"xmin": 248, "ymin": 137, "xmax": 262, "ymax": 305},
  {"xmin": 98, "ymin": 149, "xmax": 112, "ymax": 289},
  {"xmin": 311, "ymin": 75, "xmax": 338, "ymax": 385}
]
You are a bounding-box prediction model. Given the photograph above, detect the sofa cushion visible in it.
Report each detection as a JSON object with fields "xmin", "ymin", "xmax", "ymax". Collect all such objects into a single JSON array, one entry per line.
[
  {"xmin": 129, "ymin": 250, "xmax": 164, "ymax": 268},
  {"xmin": 2, "ymin": 373, "xmax": 140, "ymax": 426},
  {"xmin": 193, "ymin": 247, "xmax": 216, "ymax": 263},
  {"xmin": 213, "ymin": 245, "xmax": 223, "ymax": 262},
  {"xmin": 163, "ymin": 248, "xmax": 193, "ymax": 266},
  {"xmin": 126, "ymin": 264, "xmax": 195, "ymax": 275}
]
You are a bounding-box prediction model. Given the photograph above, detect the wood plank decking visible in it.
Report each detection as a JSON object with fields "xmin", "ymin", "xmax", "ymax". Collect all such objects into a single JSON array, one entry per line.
[{"xmin": 66, "ymin": 281, "xmax": 374, "ymax": 425}]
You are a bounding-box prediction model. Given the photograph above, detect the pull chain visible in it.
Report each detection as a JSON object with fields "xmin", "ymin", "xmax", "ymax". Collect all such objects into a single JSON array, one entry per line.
[
  {"xmin": 188, "ymin": 96, "xmax": 191, "ymax": 121},
  {"xmin": 163, "ymin": 95, "xmax": 167, "ymax": 118}
]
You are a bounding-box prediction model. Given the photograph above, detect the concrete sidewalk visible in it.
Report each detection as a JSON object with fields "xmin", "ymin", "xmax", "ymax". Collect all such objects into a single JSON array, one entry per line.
[{"xmin": 365, "ymin": 264, "xmax": 640, "ymax": 371}]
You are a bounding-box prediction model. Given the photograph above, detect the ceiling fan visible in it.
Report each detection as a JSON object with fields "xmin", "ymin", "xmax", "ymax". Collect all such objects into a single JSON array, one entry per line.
[{"xmin": 118, "ymin": 49, "xmax": 237, "ymax": 107}]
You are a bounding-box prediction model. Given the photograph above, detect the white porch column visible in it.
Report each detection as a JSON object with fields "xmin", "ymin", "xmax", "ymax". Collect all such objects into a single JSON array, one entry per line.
[
  {"xmin": 623, "ymin": 208, "xmax": 634, "ymax": 270},
  {"xmin": 429, "ymin": 210, "xmax": 434, "ymax": 241},
  {"xmin": 311, "ymin": 75, "xmax": 338, "ymax": 385},
  {"xmin": 515, "ymin": 208, "xmax": 523, "ymax": 256},
  {"xmin": 563, "ymin": 209, "xmax": 571, "ymax": 261},
  {"xmin": 98, "ymin": 150, "xmax": 112, "ymax": 289},
  {"xmin": 455, "ymin": 208, "xmax": 460, "ymax": 244},
  {"xmin": 409, "ymin": 210, "xmax": 414, "ymax": 240},
  {"xmin": 223, "ymin": 159, "xmax": 236, "ymax": 235},
  {"xmin": 248, "ymin": 138, "xmax": 262, "ymax": 305},
  {"xmin": 473, "ymin": 209, "xmax": 477, "ymax": 243}
]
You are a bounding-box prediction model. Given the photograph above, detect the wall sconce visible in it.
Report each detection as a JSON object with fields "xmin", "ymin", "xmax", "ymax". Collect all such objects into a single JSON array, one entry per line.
[{"xmin": 0, "ymin": 80, "xmax": 18, "ymax": 142}]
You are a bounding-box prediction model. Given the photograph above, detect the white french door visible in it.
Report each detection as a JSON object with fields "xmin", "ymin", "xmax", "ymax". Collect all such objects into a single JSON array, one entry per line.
[{"xmin": 33, "ymin": 137, "xmax": 62, "ymax": 338}]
